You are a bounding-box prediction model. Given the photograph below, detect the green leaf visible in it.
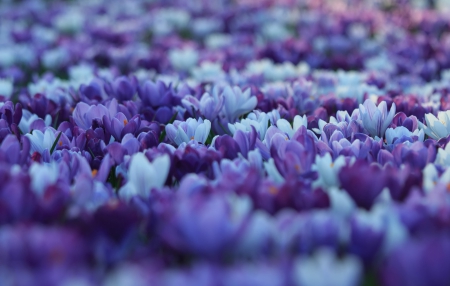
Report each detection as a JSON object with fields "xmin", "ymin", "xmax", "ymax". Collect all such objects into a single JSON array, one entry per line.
[{"xmin": 50, "ymin": 131, "xmax": 62, "ymax": 155}]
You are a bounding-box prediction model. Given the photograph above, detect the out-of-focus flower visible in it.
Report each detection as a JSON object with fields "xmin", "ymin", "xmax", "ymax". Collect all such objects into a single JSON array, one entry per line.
[
  {"xmin": 169, "ymin": 48, "xmax": 199, "ymax": 71},
  {"xmin": 0, "ymin": 78, "xmax": 13, "ymax": 98},
  {"xmin": 293, "ymin": 248, "xmax": 363, "ymax": 286}
]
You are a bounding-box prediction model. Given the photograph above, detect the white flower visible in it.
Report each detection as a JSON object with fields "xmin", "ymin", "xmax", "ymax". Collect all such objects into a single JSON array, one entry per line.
[
  {"xmin": 370, "ymin": 205, "xmax": 408, "ymax": 256},
  {"xmin": 0, "ymin": 78, "xmax": 13, "ymax": 98},
  {"xmin": 313, "ymin": 154, "xmax": 348, "ymax": 188},
  {"xmin": 222, "ymin": 86, "xmax": 258, "ymax": 123},
  {"xmin": 19, "ymin": 110, "xmax": 52, "ymax": 134},
  {"xmin": 205, "ymin": 33, "xmax": 232, "ymax": 49},
  {"xmin": 419, "ymin": 111, "xmax": 450, "ymax": 140},
  {"xmin": 228, "ymin": 114, "xmax": 269, "ymax": 141},
  {"xmin": 54, "ymin": 9, "xmax": 84, "ymax": 33},
  {"xmin": 29, "ymin": 162, "xmax": 59, "ymax": 196},
  {"xmin": 385, "ymin": 126, "xmax": 424, "ymax": 145},
  {"xmin": 423, "ymin": 163, "xmax": 439, "ymax": 193},
  {"xmin": 293, "ymin": 248, "xmax": 363, "ymax": 286},
  {"xmin": 0, "ymin": 48, "xmax": 15, "ymax": 67},
  {"xmin": 119, "ymin": 153, "xmax": 170, "ymax": 200},
  {"xmin": 165, "ymin": 118, "xmax": 211, "ymax": 146},
  {"xmin": 423, "ymin": 163, "xmax": 450, "ymax": 193},
  {"xmin": 436, "ymin": 143, "xmax": 450, "ymax": 166},
  {"xmin": 327, "ymin": 187, "xmax": 356, "ymax": 217},
  {"xmin": 168, "ymin": 48, "xmax": 199, "ymax": 71},
  {"xmin": 25, "ymin": 128, "xmax": 58, "ymax": 154},
  {"xmin": 191, "ymin": 62, "xmax": 226, "ymax": 83},
  {"xmin": 264, "ymin": 158, "xmax": 284, "ymax": 184},
  {"xmin": 276, "ymin": 115, "xmax": 307, "ymax": 139},
  {"xmin": 261, "ymin": 22, "xmax": 291, "ymax": 42},
  {"xmin": 42, "ymin": 47, "xmax": 69, "ymax": 70}
]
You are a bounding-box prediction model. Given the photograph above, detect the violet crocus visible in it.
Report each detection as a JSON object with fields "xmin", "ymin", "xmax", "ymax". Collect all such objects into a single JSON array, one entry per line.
[
  {"xmin": 160, "ymin": 193, "xmax": 251, "ymax": 257},
  {"xmin": 339, "ymin": 160, "xmax": 387, "ymax": 210},
  {"xmin": 380, "ymin": 235, "xmax": 450, "ymax": 286},
  {"xmin": 359, "ymin": 99, "xmax": 396, "ymax": 137},
  {"xmin": 105, "ymin": 76, "xmax": 137, "ymax": 101},
  {"xmin": 199, "ymin": 88, "xmax": 224, "ymax": 121},
  {"xmin": 103, "ymin": 113, "xmax": 140, "ymax": 141},
  {"xmin": 72, "ymin": 101, "xmax": 111, "ymax": 130}
]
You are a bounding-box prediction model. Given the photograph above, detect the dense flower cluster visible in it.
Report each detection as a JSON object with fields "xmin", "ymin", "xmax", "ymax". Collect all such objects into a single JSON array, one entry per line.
[{"xmin": 1, "ymin": 0, "xmax": 450, "ymax": 285}]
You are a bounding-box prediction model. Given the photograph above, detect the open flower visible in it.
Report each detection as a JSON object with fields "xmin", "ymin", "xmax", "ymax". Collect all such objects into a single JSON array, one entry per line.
[
  {"xmin": 359, "ymin": 99, "xmax": 396, "ymax": 138},
  {"xmin": 119, "ymin": 153, "xmax": 170, "ymax": 199},
  {"xmin": 166, "ymin": 118, "xmax": 211, "ymax": 146},
  {"xmin": 222, "ymin": 86, "xmax": 258, "ymax": 123},
  {"xmin": 419, "ymin": 111, "xmax": 450, "ymax": 140},
  {"xmin": 276, "ymin": 115, "xmax": 307, "ymax": 139}
]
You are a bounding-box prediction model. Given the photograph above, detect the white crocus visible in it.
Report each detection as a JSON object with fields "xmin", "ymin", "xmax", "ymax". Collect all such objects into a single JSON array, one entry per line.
[
  {"xmin": 327, "ymin": 187, "xmax": 356, "ymax": 217},
  {"xmin": 0, "ymin": 78, "xmax": 13, "ymax": 98},
  {"xmin": 222, "ymin": 86, "xmax": 258, "ymax": 123},
  {"xmin": 264, "ymin": 158, "xmax": 284, "ymax": 184},
  {"xmin": 169, "ymin": 48, "xmax": 199, "ymax": 71},
  {"xmin": 423, "ymin": 163, "xmax": 439, "ymax": 193},
  {"xmin": 385, "ymin": 126, "xmax": 424, "ymax": 145},
  {"xmin": 435, "ymin": 143, "xmax": 450, "ymax": 166},
  {"xmin": 419, "ymin": 111, "xmax": 450, "ymax": 140},
  {"xmin": 293, "ymin": 248, "xmax": 363, "ymax": 286},
  {"xmin": 25, "ymin": 128, "xmax": 57, "ymax": 154},
  {"xmin": 119, "ymin": 153, "xmax": 170, "ymax": 200},
  {"xmin": 422, "ymin": 163, "xmax": 450, "ymax": 194},
  {"xmin": 312, "ymin": 154, "xmax": 348, "ymax": 188},
  {"xmin": 228, "ymin": 114, "xmax": 269, "ymax": 141},
  {"xmin": 370, "ymin": 205, "xmax": 408, "ymax": 256},
  {"xmin": 191, "ymin": 61, "xmax": 226, "ymax": 83},
  {"xmin": 19, "ymin": 110, "xmax": 52, "ymax": 134},
  {"xmin": 29, "ymin": 162, "xmax": 59, "ymax": 196},
  {"xmin": 276, "ymin": 115, "xmax": 307, "ymax": 139},
  {"xmin": 165, "ymin": 118, "xmax": 211, "ymax": 146}
]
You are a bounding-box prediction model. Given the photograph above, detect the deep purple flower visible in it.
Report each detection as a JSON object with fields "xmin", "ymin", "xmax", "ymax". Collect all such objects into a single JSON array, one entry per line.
[
  {"xmin": 380, "ymin": 235, "xmax": 450, "ymax": 286},
  {"xmin": 339, "ymin": 160, "xmax": 386, "ymax": 210}
]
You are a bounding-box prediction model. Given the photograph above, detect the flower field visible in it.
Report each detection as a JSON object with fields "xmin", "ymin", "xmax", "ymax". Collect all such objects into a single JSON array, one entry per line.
[{"xmin": 1, "ymin": 0, "xmax": 450, "ymax": 285}]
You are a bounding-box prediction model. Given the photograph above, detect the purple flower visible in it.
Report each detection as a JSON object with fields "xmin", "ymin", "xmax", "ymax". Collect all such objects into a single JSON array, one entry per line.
[
  {"xmin": 359, "ymin": 99, "xmax": 396, "ymax": 137},
  {"xmin": 160, "ymin": 193, "xmax": 251, "ymax": 257},
  {"xmin": 72, "ymin": 101, "xmax": 111, "ymax": 130},
  {"xmin": 380, "ymin": 235, "xmax": 450, "ymax": 286},
  {"xmin": 103, "ymin": 113, "xmax": 140, "ymax": 141},
  {"xmin": 339, "ymin": 160, "xmax": 386, "ymax": 210}
]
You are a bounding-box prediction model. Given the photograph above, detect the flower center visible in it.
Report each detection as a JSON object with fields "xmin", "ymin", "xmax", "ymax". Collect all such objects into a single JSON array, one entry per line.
[
  {"xmin": 123, "ymin": 119, "xmax": 128, "ymax": 125},
  {"xmin": 92, "ymin": 169, "xmax": 98, "ymax": 177},
  {"xmin": 269, "ymin": 186, "xmax": 278, "ymax": 195}
]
